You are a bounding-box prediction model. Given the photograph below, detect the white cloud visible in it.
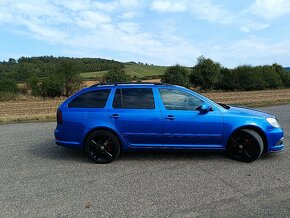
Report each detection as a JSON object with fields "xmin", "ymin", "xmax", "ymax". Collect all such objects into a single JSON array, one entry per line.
[
  {"xmin": 206, "ymin": 36, "xmax": 290, "ymax": 67},
  {"xmin": 188, "ymin": 0, "xmax": 235, "ymax": 24},
  {"xmin": 119, "ymin": 11, "xmax": 138, "ymax": 19},
  {"xmin": 76, "ymin": 11, "xmax": 111, "ymax": 29},
  {"xmin": 250, "ymin": 0, "xmax": 290, "ymax": 19},
  {"xmin": 92, "ymin": 1, "xmax": 119, "ymax": 12},
  {"xmin": 151, "ymin": 0, "xmax": 235, "ymax": 24},
  {"xmin": 151, "ymin": 1, "xmax": 186, "ymax": 12},
  {"xmin": 53, "ymin": 0, "xmax": 91, "ymax": 11},
  {"xmin": 1, "ymin": 0, "xmax": 290, "ymax": 67},
  {"xmin": 118, "ymin": 22, "xmax": 139, "ymax": 33},
  {"xmin": 240, "ymin": 22, "xmax": 269, "ymax": 33},
  {"xmin": 118, "ymin": 0, "xmax": 139, "ymax": 8}
]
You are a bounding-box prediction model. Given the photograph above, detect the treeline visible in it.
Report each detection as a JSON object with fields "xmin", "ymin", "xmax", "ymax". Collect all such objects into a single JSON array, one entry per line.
[
  {"xmin": 0, "ymin": 56, "xmax": 124, "ymax": 82},
  {"xmin": 162, "ymin": 56, "xmax": 290, "ymax": 91}
]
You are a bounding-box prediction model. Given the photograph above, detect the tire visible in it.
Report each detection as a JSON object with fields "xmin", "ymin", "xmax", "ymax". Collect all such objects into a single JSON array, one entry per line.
[
  {"xmin": 226, "ymin": 129, "xmax": 264, "ymax": 163},
  {"xmin": 85, "ymin": 130, "xmax": 120, "ymax": 164}
]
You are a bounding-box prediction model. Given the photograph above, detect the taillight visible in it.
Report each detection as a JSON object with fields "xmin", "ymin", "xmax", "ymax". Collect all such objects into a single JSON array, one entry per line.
[{"xmin": 57, "ymin": 109, "xmax": 62, "ymax": 124}]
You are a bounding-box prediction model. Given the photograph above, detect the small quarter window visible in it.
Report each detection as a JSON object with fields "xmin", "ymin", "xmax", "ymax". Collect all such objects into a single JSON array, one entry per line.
[
  {"xmin": 68, "ymin": 89, "xmax": 110, "ymax": 108},
  {"xmin": 113, "ymin": 88, "xmax": 155, "ymax": 109}
]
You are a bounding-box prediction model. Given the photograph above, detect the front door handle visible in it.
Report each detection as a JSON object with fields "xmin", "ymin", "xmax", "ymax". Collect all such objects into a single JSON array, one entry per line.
[
  {"xmin": 165, "ymin": 115, "xmax": 175, "ymax": 120},
  {"xmin": 110, "ymin": 114, "xmax": 120, "ymax": 119}
]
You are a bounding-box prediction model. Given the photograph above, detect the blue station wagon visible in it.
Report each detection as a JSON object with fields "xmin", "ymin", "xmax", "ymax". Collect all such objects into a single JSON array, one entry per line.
[{"xmin": 54, "ymin": 83, "xmax": 284, "ymax": 164}]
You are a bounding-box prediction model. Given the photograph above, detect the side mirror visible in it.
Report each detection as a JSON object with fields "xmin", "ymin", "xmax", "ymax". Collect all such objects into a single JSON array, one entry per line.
[{"xmin": 200, "ymin": 103, "xmax": 211, "ymax": 112}]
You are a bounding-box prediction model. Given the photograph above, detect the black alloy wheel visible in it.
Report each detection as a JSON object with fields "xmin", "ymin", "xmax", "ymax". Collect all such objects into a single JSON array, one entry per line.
[
  {"xmin": 227, "ymin": 129, "xmax": 264, "ymax": 163},
  {"xmin": 86, "ymin": 130, "xmax": 120, "ymax": 164}
]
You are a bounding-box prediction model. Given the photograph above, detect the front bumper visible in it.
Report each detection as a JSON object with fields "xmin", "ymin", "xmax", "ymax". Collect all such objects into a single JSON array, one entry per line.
[{"xmin": 267, "ymin": 128, "xmax": 285, "ymax": 153}]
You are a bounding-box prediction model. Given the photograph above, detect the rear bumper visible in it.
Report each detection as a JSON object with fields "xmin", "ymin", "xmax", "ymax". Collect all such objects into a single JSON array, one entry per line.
[
  {"xmin": 54, "ymin": 128, "xmax": 82, "ymax": 149},
  {"xmin": 55, "ymin": 140, "xmax": 81, "ymax": 149}
]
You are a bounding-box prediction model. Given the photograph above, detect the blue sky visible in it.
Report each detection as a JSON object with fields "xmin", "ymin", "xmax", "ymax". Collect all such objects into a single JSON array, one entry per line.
[{"xmin": 0, "ymin": 0, "xmax": 290, "ymax": 67}]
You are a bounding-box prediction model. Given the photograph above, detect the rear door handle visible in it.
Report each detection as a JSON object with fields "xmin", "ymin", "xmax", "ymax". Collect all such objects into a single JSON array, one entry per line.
[
  {"xmin": 110, "ymin": 114, "xmax": 120, "ymax": 119},
  {"xmin": 165, "ymin": 115, "xmax": 175, "ymax": 120}
]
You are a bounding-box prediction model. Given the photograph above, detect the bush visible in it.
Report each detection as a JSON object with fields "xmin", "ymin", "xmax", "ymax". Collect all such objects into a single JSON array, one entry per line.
[
  {"xmin": 216, "ymin": 68, "xmax": 238, "ymax": 90},
  {"xmin": 104, "ymin": 66, "xmax": 131, "ymax": 82},
  {"xmin": 40, "ymin": 76, "xmax": 62, "ymax": 98},
  {"xmin": 28, "ymin": 75, "xmax": 42, "ymax": 96},
  {"xmin": 273, "ymin": 63, "xmax": 290, "ymax": 87},
  {"xmin": 0, "ymin": 78, "xmax": 18, "ymax": 93},
  {"xmin": 259, "ymin": 66, "xmax": 282, "ymax": 89},
  {"xmin": 191, "ymin": 56, "xmax": 221, "ymax": 90},
  {"xmin": 0, "ymin": 92, "xmax": 18, "ymax": 101},
  {"xmin": 161, "ymin": 65, "xmax": 190, "ymax": 87}
]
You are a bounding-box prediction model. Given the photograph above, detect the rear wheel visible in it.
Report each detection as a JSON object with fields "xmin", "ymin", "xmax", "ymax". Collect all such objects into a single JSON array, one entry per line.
[
  {"xmin": 227, "ymin": 129, "xmax": 264, "ymax": 163},
  {"xmin": 85, "ymin": 130, "xmax": 120, "ymax": 164}
]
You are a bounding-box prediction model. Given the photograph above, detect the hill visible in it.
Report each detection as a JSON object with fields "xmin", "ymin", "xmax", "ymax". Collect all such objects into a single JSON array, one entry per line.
[
  {"xmin": 0, "ymin": 56, "xmax": 124, "ymax": 82},
  {"xmin": 81, "ymin": 63, "xmax": 168, "ymax": 80},
  {"xmin": 285, "ymin": 67, "xmax": 290, "ymax": 72}
]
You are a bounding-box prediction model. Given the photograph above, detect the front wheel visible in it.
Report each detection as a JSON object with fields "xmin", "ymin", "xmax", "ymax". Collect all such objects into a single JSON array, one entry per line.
[
  {"xmin": 85, "ymin": 130, "xmax": 120, "ymax": 164},
  {"xmin": 226, "ymin": 129, "xmax": 264, "ymax": 163}
]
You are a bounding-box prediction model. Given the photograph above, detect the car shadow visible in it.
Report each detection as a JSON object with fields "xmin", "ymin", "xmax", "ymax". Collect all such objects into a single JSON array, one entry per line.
[
  {"xmin": 29, "ymin": 139, "xmax": 90, "ymax": 163},
  {"xmin": 119, "ymin": 150, "xmax": 229, "ymax": 163},
  {"xmin": 29, "ymin": 139, "xmax": 281, "ymax": 163}
]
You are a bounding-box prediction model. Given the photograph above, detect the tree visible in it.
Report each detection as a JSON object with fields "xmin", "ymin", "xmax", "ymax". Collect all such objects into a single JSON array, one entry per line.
[
  {"xmin": 258, "ymin": 66, "xmax": 282, "ymax": 89},
  {"xmin": 161, "ymin": 65, "xmax": 190, "ymax": 87},
  {"xmin": 216, "ymin": 68, "xmax": 238, "ymax": 90},
  {"xmin": 0, "ymin": 78, "xmax": 18, "ymax": 93},
  {"xmin": 40, "ymin": 74, "xmax": 63, "ymax": 98},
  {"xmin": 272, "ymin": 63, "xmax": 290, "ymax": 87},
  {"xmin": 233, "ymin": 65, "xmax": 267, "ymax": 90},
  {"xmin": 28, "ymin": 75, "xmax": 41, "ymax": 96},
  {"xmin": 104, "ymin": 66, "xmax": 131, "ymax": 83},
  {"xmin": 191, "ymin": 56, "xmax": 221, "ymax": 90},
  {"xmin": 57, "ymin": 60, "xmax": 83, "ymax": 97}
]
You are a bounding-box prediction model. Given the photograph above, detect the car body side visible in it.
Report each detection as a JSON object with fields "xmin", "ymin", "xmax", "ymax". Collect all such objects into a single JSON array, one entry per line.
[{"xmin": 54, "ymin": 85, "xmax": 284, "ymax": 153}]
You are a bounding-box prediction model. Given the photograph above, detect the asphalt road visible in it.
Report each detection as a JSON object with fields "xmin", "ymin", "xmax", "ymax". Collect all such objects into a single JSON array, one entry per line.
[{"xmin": 0, "ymin": 105, "xmax": 289, "ymax": 218}]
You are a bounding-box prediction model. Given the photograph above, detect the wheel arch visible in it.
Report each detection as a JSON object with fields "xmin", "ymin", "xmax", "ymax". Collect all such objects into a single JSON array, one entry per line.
[
  {"xmin": 82, "ymin": 126, "xmax": 125, "ymax": 151},
  {"xmin": 227, "ymin": 125, "xmax": 268, "ymax": 153}
]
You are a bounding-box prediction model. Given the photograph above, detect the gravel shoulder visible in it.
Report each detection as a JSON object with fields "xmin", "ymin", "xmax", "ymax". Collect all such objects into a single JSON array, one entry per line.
[{"xmin": 0, "ymin": 105, "xmax": 289, "ymax": 217}]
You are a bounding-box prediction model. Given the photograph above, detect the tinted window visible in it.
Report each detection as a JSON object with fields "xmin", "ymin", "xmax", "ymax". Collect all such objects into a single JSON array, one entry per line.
[
  {"xmin": 68, "ymin": 89, "xmax": 110, "ymax": 108},
  {"xmin": 159, "ymin": 88, "xmax": 203, "ymax": 111},
  {"xmin": 113, "ymin": 88, "xmax": 155, "ymax": 109}
]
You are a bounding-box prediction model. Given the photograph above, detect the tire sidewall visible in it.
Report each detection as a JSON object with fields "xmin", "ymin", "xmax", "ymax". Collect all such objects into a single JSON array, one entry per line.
[
  {"xmin": 85, "ymin": 130, "xmax": 120, "ymax": 164},
  {"xmin": 227, "ymin": 129, "xmax": 264, "ymax": 163}
]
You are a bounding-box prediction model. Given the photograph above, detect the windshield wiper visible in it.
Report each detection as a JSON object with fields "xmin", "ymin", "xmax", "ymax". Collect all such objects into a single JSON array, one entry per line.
[{"xmin": 218, "ymin": 103, "xmax": 230, "ymax": 109}]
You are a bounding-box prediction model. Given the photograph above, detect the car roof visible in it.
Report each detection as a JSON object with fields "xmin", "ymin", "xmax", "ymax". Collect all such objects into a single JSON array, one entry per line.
[{"xmin": 89, "ymin": 82, "xmax": 177, "ymax": 88}]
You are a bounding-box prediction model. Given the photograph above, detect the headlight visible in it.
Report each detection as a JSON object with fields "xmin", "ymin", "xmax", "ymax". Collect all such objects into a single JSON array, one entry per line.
[{"xmin": 266, "ymin": 118, "xmax": 280, "ymax": 128}]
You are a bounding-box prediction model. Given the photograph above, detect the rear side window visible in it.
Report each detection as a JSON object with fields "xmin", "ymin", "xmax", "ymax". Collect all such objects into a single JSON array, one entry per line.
[
  {"xmin": 68, "ymin": 89, "xmax": 110, "ymax": 108},
  {"xmin": 113, "ymin": 88, "xmax": 155, "ymax": 109}
]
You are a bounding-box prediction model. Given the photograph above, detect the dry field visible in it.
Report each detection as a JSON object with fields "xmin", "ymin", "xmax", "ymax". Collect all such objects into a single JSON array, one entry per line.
[{"xmin": 1, "ymin": 89, "xmax": 290, "ymax": 123}]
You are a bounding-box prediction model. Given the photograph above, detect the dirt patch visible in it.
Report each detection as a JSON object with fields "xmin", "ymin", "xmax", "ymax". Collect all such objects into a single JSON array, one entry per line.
[{"xmin": 1, "ymin": 89, "xmax": 289, "ymax": 123}]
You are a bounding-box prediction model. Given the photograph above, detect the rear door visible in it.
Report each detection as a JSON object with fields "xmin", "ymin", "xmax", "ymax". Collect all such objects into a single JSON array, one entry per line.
[{"xmin": 107, "ymin": 87, "xmax": 162, "ymax": 147}]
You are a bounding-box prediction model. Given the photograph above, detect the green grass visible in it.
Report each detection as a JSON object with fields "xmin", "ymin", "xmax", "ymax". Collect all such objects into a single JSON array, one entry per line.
[
  {"xmin": 81, "ymin": 70, "xmax": 108, "ymax": 80},
  {"xmin": 80, "ymin": 63, "xmax": 168, "ymax": 80}
]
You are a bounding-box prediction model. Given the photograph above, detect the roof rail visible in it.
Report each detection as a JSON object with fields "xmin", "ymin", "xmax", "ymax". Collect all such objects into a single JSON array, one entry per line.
[{"xmin": 90, "ymin": 82, "xmax": 172, "ymax": 87}]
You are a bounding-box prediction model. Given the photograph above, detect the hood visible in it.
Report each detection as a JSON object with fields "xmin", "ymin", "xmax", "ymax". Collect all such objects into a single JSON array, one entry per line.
[{"xmin": 228, "ymin": 106, "xmax": 273, "ymax": 118}]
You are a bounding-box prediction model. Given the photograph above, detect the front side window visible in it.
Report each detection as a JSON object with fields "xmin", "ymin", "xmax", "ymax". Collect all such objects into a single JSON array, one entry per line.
[
  {"xmin": 159, "ymin": 88, "xmax": 203, "ymax": 111},
  {"xmin": 113, "ymin": 88, "xmax": 155, "ymax": 109},
  {"xmin": 68, "ymin": 89, "xmax": 111, "ymax": 108}
]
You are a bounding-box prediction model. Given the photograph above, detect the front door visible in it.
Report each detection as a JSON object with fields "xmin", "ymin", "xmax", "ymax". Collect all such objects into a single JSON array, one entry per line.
[
  {"xmin": 158, "ymin": 88, "xmax": 223, "ymax": 149},
  {"xmin": 107, "ymin": 87, "xmax": 162, "ymax": 147}
]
